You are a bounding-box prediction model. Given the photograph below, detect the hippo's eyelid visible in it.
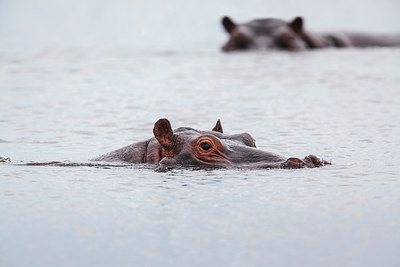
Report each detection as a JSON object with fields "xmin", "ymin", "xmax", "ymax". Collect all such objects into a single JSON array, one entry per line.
[{"xmin": 194, "ymin": 135, "xmax": 225, "ymax": 153}]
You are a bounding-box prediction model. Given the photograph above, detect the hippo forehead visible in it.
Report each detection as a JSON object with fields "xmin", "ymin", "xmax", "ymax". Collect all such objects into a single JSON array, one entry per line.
[
  {"xmin": 242, "ymin": 18, "xmax": 288, "ymax": 36},
  {"xmin": 174, "ymin": 127, "xmax": 256, "ymax": 147}
]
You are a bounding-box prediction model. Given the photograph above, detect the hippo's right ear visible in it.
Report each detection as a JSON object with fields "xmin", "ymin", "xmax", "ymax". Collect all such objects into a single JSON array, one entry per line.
[
  {"xmin": 212, "ymin": 119, "xmax": 223, "ymax": 133},
  {"xmin": 289, "ymin": 16, "xmax": 304, "ymax": 33},
  {"xmin": 222, "ymin": 16, "xmax": 236, "ymax": 33},
  {"xmin": 153, "ymin": 118, "xmax": 174, "ymax": 149}
]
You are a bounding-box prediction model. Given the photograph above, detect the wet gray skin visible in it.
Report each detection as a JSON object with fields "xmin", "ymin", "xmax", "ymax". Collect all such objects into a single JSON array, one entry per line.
[
  {"xmin": 93, "ymin": 119, "xmax": 329, "ymax": 169},
  {"xmin": 221, "ymin": 16, "xmax": 400, "ymax": 51}
]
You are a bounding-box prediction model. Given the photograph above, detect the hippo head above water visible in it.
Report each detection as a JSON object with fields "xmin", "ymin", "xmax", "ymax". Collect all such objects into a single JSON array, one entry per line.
[
  {"xmin": 221, "ymin": 16, "xmax": 400, "ymax": 51},
  {"xmin": 221, "ymin": 16, "xmax": 315, "ymax": 51},
  {"xmin": 94, "ymin": 118, "xmax": 330, "ymax": 169}
]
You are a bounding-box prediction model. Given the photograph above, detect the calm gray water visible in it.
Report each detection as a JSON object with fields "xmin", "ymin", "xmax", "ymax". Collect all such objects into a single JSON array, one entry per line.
[{"xmin": 1, "ymin": 1, "xmax": 400, "ymax": 266}]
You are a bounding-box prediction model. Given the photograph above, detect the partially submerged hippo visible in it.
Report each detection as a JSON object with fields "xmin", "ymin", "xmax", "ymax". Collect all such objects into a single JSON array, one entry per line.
[
  {"xmin": 94, "ymin": 119, "xmax": 330, "ymax": 169},
  {"xmin": 221, "ymin": 16, "xmax": 400, "ymax": 51}
]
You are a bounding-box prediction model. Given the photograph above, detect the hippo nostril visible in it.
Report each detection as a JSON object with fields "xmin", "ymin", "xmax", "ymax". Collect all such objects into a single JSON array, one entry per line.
[{"xmin": 200, "ymin": 142, "xmax": 212, "ymax": 151}]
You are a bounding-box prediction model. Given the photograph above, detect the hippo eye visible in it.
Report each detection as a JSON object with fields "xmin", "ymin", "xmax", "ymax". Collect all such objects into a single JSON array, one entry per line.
[
  {"xmin": 194, "ymin": 136, "xmax": 226, "ymax": 163},
  {"xmin": 200, "ymin": 142, "xmax": 212, "ymax": 151},
  {"xmin": 278, "ymin": 32, "xmax": 296, "ymax": 49}
]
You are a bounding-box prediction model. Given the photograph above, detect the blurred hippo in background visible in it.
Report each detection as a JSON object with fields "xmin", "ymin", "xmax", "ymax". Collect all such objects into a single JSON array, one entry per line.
[
  {"xmin": 221, "ymin": 16, "xmax": 400, "ymax": 51},
  {"xmin": 94, "ymin": 118, "xmax": 330, "ymax": 169}
]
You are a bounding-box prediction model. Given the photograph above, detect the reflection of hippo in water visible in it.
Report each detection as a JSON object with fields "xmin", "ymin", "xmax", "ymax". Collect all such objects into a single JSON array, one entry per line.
[
  {"xmin": 94, "ymin": 119, "xmax": 330, "ymax": 169},
  {"xmin": 221, "ymin": 16, "xmax": 400, "ymax": 51}
]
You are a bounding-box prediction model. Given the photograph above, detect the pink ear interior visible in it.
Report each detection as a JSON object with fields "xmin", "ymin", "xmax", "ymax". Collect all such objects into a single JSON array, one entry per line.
[{"xmin": 153, "ymin": 118, "xmax": 174, "ymax": 147}]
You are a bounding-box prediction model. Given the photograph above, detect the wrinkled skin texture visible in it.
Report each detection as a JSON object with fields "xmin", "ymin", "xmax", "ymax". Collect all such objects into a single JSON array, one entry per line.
[
  {"xmin": 93, "ymin": 119, "xmax": 330, "ymax": 169},
  {"xmin": 221, "ymin": 16, "xmax": 400, "ymax": 52}
]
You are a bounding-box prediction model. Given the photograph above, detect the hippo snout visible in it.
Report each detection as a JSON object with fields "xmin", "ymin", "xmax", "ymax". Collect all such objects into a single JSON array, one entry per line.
[{"xmin": 281, "ymin": 155, "xmax": 331, "ymax": 169}]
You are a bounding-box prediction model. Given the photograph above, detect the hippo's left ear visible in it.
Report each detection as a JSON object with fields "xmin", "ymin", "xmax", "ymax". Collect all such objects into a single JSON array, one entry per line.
[
  {"xmin": 212, "ymin": 119, "xmax": 223, "ymax": 133},
  {"xmin": 289, "ymin": 16, "xmax": 304, "ymax": 33},
  {"xmin": 222, "ymin": 16, "xmax": 236, "ymax": 33},
  {"xmin": 153, "ymin": 118, "xmax": 174, "ymax": 149}
]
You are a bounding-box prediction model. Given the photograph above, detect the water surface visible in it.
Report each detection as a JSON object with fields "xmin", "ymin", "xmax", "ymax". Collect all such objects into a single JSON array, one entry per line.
[{"xmin": 1, "ymin": 0, "xmax": 400, "ymax": 266}]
